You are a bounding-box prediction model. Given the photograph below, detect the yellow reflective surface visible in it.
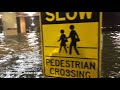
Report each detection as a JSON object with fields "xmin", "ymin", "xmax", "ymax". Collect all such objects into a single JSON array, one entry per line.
[{"xmin": 40, "ymin": 12, "xmax": 102, "ymax": 78}]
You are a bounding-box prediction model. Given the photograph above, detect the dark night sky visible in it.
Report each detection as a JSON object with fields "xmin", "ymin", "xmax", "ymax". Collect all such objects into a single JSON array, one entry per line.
[{"xmin": 103, "ymin": 12, "xmax": 120, "ymax": 26}]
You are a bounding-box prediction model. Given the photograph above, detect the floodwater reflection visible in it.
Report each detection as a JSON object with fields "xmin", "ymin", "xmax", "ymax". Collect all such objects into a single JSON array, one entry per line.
[
  {"xmin": 2, "ymin": 30, "xmax": 120, "ymax": 78},
  {"xmin": 0, "ymin": 32, "xmax": 43, "ymax": 78},
  {"xmin": 102, "ymin": 31, "xmax": 120, "ymax": 78}
]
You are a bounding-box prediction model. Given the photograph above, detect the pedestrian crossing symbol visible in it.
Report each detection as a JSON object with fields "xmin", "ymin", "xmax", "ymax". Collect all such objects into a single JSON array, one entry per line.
[{"xmin": 40, "ymin": 12, "xmax": 102, "ymax": 78}]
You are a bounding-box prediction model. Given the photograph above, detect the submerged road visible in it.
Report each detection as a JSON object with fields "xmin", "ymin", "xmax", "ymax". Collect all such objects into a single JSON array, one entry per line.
[{"xmin": 0, "ymin": 31, "xmax": 43, "ymax": 78}]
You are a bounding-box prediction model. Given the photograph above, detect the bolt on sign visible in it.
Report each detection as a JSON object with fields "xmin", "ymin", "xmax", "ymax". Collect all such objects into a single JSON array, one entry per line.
[{"xmin": 40, "ymin": 12, "xmax": 102, "ymax": 78}]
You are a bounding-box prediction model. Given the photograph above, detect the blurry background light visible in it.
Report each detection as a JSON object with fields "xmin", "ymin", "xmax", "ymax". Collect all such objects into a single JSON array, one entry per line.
[
  {"xmin": 24, "ymin": 12, "xmax": 36, "ymax": 16},
  {"xmin": 31, "ymin": 17, "xmax": 34, "ymax": 20},
  {"xmin": 31, "ymin": 23, "xmax": 35, "ymax": 26},
  {"xmin": 0, "ymin": 14, "xmax": 2, "ymax": 18}
]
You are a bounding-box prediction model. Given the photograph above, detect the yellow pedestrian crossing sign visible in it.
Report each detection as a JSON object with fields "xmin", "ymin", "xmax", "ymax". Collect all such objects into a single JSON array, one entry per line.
[{"xmin": 40, "ymin": 12, "xmax": 102, "ymax": 78}]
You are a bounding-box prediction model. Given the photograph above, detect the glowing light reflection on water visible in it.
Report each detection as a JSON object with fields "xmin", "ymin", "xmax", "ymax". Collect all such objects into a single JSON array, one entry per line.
[
  {"xmin": 0, "ymin": 32, "xmax": 43, "ymax": 78},
  {"xmin": 103, "ymin": 31, "xmax": 120, "ymax": 78}
]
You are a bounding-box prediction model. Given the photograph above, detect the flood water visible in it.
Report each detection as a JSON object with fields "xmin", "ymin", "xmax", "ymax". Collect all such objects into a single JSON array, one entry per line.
[
  {"xmin": 1, "ymin": 30, "xmax": 120, "ymax": 78},
  {"xmin": 0, "ymin": 31, "xmax": 43, "ymax": 78},
  {"xmin": 102, "ymin": 31, "xmax": 120, "ymax": 78}
]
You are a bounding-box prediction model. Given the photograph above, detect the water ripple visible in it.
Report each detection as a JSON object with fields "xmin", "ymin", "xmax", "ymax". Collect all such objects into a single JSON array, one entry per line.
[{"xmin": 0, "ymin": 32, "xmax": 43, "ymax": 78}]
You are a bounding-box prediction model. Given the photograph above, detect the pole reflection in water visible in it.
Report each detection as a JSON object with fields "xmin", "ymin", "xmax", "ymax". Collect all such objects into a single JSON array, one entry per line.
[{"xmin": 0, "ymin": 31, "xmax": 43, "ymax": 78}]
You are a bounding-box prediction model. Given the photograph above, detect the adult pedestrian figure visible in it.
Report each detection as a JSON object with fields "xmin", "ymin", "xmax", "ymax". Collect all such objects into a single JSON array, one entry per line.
[
  {"xmin": 68, "ymin": 25, "xmax": 80, "ymax": 55},
  {"xmin": 58, "ymin": 30, "xmax": 68, "ymax": 53}
]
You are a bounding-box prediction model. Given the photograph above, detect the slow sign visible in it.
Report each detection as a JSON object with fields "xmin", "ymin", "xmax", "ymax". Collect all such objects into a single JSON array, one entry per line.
[{"xmin": 40, "ymin": 12, "xmax": 102, "ymax": 78}]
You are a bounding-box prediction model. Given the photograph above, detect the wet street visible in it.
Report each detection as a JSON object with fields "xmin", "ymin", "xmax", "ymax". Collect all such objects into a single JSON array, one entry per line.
[
  {"xmin": 0, "ymin": 31, "xmax": 43, "ymax": 78},
  {"xmin": 102, "ymin": 31, "xmax": 120, "ymax": 78},
  {"xmin": 1, "ymin": 30, "xmax": 120, "ymax": 78}
]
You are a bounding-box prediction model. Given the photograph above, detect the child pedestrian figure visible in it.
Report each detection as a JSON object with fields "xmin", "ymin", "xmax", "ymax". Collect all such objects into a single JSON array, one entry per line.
[{"xmin": 58, "ymin": 30, "xmax": 68, "ymax": 53}]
